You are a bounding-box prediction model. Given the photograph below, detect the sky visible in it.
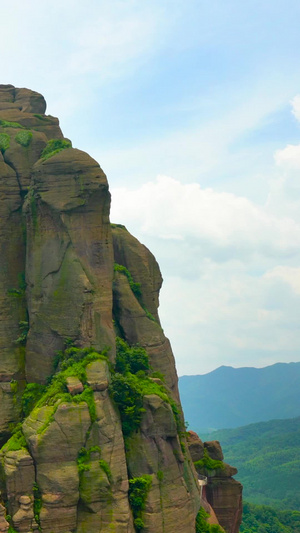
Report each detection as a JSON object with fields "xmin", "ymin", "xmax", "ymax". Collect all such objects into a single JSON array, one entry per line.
[{"xmin": 2, "ymin": 0, "xmax": 300, "ymax": 375}]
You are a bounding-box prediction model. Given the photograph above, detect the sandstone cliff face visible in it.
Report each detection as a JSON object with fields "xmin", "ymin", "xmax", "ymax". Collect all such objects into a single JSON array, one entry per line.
[
  {"xmin": 0, "ymin": 85, "xmax": 241, "ymax": 533},
  {"xmin": 0, "ymin": 85, "xmax": 202, "ymax": 533}
]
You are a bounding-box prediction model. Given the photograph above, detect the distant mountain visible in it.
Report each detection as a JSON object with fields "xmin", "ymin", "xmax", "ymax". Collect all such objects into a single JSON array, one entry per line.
[
  {"xmin": 203, "ymin": 416, "xmax": 300, "ymax": 511},
  {"xmin": 179, "ymin": 361, "xmax": 300, "ymax": 432}
]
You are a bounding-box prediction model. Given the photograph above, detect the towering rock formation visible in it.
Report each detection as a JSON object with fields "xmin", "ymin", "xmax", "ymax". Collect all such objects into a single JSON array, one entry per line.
[
  {"xmin": 0, "ymin": 85, "xmax": 241, "ymax": 533},
  {"xmin": 187, "ymin": 432, "xmax": 243, "ymax": 533}
]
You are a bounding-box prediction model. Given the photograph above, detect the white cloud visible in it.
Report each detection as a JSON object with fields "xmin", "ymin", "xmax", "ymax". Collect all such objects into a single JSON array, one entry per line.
[
  {"xmin": 110, "ymin": 173, "xmax": 300, "ymax": 374},
  {"xmin": 274, "ymin": 143, "xmax": 300, "ymax": 169},
  {"xmin": 264, "ymin": 266, "xmax": 300, "ymax": 296},
  {"xmin": 111, "ymin": 175, "xmax": 300, "ymax": 262}
]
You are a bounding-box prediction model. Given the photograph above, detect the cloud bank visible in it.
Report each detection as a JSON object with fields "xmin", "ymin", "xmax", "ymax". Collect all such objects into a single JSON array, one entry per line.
[{"xmin": 111, "ymin": 100, "xmax": 300, "ymax": 374}]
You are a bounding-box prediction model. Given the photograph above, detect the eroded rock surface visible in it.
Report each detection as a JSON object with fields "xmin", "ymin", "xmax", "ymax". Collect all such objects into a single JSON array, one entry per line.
[
  {"xmin": 0, "ymin": 85, "xmax": 241, "ymax": 533},
  {"xmin": 187, "ymin": 432, "xmax": 243, "ymax": 533}
]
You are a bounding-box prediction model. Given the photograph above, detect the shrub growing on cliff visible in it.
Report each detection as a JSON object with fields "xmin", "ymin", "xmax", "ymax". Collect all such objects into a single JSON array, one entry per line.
[
  {"xmin": 115, "ymin": 337, "xmax": 150, "ymax": 375},
  {"xmin": 114, "ymin": 263, "xmax": 142, "ymax": 298},
  {"xmin": 14, "ymin": 320, "xmax": 29, "ymax": 346},
  {"xmin": 129, "ymin": 475, "xmax": 152, "ymax": 532},
  {"xmin": 109, "ymin": 367, "xmax": 180, "ymax": 436},
  {"xmin": 15, "ymin": 130, "xmax": 32, "ymax": 147},
  {"xmin": 109, "ymin": 373, "xmax": 145, "ymax": 436},
  {"xmin": 40, "ymin": 138, "xmax": 72, "ymax": 161},
  {"xmin": 2, "ymin": 425, "xmax": 27, "ymax": 452},
  {"xmin": 22, "ymin": 383, "xmax": 46, "ymax": 417},
  {"xmin": 195, "ymin": 507, "xmax": 224, "ymax": 533},
  {"xmin": 33, "ymin": 482, "xmax": 42, "ymax": 528},
  {"xmin": 194, "ymin": 449, "xmax": 224, "ymax": 472}
]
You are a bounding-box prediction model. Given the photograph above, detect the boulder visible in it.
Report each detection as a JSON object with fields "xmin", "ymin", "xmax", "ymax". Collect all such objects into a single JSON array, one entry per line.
[{"xmin": 187, "ymin": 430, "xmax": 204, "ymax": 461}]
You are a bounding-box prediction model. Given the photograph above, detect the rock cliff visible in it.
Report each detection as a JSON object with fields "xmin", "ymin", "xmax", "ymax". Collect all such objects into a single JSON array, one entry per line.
[
  {"xmin": 0, "ymin": 85, "xmax": 241, "ymax": 533},
  {"xmin": 187, "ymin": 432, "xmax": 243, "ymax": 533}
]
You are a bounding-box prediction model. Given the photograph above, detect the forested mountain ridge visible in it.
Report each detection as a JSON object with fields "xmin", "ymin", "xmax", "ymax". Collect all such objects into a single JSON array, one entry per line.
[
  {"xmin": 179, "ymin": 362, "xmax": 300, "ymax": 432},
  {"xmin": 240, "ymin": 502, "xmax": 300, "ymax": 533},
  {"xmin": 203, "ymin": 416, "xmax": 300, "ymax": 511}
]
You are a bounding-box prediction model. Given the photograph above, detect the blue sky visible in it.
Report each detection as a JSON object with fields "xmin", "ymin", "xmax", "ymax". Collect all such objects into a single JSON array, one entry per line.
[{"xmin": 3, "ymin": 0, "xmax": 300, "ymax": 374}]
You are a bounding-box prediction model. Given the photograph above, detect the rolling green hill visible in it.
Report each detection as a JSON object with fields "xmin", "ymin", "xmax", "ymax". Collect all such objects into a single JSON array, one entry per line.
[
  {"xmin": 179, "ymin": 362, "xmax": 300, "ymax": 433},
  {"xmin": 203, "ymin": 416, "xmax": 300, "ymax": 511},
  {"xmin": 241, "ymin": 502, "xmax": 300, "ymax": 533}
]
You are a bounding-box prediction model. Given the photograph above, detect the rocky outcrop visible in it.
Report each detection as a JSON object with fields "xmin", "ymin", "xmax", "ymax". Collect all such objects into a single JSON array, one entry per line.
[
  {"xmin": 0, "ymin": 85, "xmax": 66, "ymax": 441},
  {"xmin": 0, "ymin": 85, "xmax": 241, "ymax": 533},
  {"xmin": 187, "ymin": 432, "xmax": 243, "ymax": 533},
  {"xmin": 24, "ymin": 147, "xmax": 114, "ymax": 383},
  {"xmin": 112, "ymin": 226, "xmax": 179, "ymax": 400}
]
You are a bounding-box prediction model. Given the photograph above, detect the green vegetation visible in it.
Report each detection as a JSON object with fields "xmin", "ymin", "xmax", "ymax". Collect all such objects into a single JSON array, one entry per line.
[
  {"xmin": 110, "ymin": 376, "xmax": 180, "ymax": 437},
  {"xmin": 2, "ymin": 425, "xmax": 27, "ymax": 452},
  {"xmin": 1, "ymin": 347, "xmax": 108, "ymax": 453},
  {"xmin": 33, "ymin": 482, "xmax": 42, "ymax": 530},
  {"xmin": 110, "ymin": 223, "xmax": 127, "ymax": 230},
  {"xmin": 157, "ymin": 470, "xmax": 164, "ymax": 481},
  {"xmin": 143, "ymin": 308, "xmax": 156, "ymax": 322},
  {"xmin": 7, "ymin": 272, "xmax": 26, "ymax": 298},
  {"xmin": 33, "ymin": 114, "xmax": 51, "ymax": 122},
  {"xmin": 194, "ymin": 449, "xmax": 224, "ymax": 472},
  {"xmin": 15, "ymin": 130, "xmax": 33, "ymax": 147},
  {"xmin": 114, "ymin": 263, "xmax": 158, "ymax": 323},
  {"xmin": 204, "ymin": 416, "xmax": 300, "ymax": 510},
  {"xmin": 109, "ymin": 372, "xmax": 146, "ymax": 436},
  {"xmin": 109, "ymin": 338, "xmax": 180, "ymax": 436},
  {"xmin": 40, "ymin": 138, "xmax": 72, "ymax": 161},
  {"xmin": 241, "ymin": 501, "xmax": 300, "ymax": 533},
  {"xmin": 2, "ymin": 347, "xmax": 109, "ymax": 455},
  {"xmin": 27, "ymin": 348, "xmax": 108, "ymax": 425},
  {"xmin": 77, "ymin": 446, "xmax": 101, "ymax": 473},
  {"xmin": 128, "ymin": 475, "xmax": 152, "ymax": 532},
  {"xmin": 99, "ymin": 459, "xmax": 112, "ymax": 482},
  {"xmin": 195, "ymin": 508, "xmax": 224, "ymax": 532},
  {"xmin": 14, "ymin": 321, "xmax": 29, "ymax": 346},
  {"xmin": 114, "ymin": 263, "xmax": 142, "ymax": 298},
  {"xmin": 10, "ymin": 380, "xmax": 18, "ymax": 394},
  {"xmin": 115, "ymin": 337, "xmax": 150, "ymax": 375},
  {"xmin": 22, "ymin": 383, "xmax": 46, "ymax": 417},
  {"xmin": 27, "ymin": 188, "xmax": 39, "ymax": 230},
  {"xmin": 77, "ymin": 446, "xmax": 112, "ymax": 487},
  {"xmin": 0, "ymin": 133, "xmax": 10, "ymax": 153},
  {"xmin": 0, "ymin": 119, "xmax": 23, "ymax": 129}
]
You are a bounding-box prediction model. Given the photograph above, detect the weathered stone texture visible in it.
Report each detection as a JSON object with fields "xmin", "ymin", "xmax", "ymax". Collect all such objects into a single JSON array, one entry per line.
[
  {"xmin": 0, "ymin": 85, "xmax": 242, "ymax": 533},
  {"xmin": 188, "ymin": 431, "xmax": 243, "ymax": 533},
  {"xmin": 112, "ymin": 229, "xmax": 180, "ymax": 400},
  {"xmin": 24, "ymin": 148, "xmax": 114, "ymax": 382}
]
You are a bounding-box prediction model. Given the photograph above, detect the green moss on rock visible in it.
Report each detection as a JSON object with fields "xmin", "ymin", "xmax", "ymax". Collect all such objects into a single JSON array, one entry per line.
[
  {"xmin": 0, "ymin": 132, "xmax": 10, "ymax": 153},
  {"xmin": 0, "ymin": 119, "xmax": 24, "ymax": 129},
  {"xmin": 109, "ymin": 339, "xmax": 181, "ymax": 436},
  {"xmin": 2, "ymin": 428, "xmax": 27, "ymax": 452},
  {"xmin": 114, "ymin": 263, "xmax": 142, "ymax": 298},
  {"xmin": 194, "ymin": 448, "xmax": 225, "ymax": 472},
  {"xmin": 40, "ymin": 138, "xmax": 72, "ymax": 160},
  {"xmin": 15, "ymin": 130, "xmax": 33, "ymax": 147}
]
